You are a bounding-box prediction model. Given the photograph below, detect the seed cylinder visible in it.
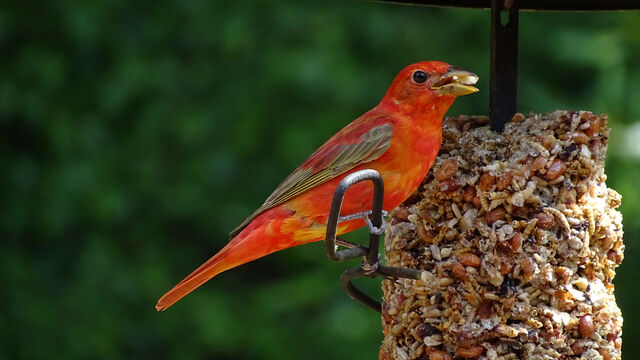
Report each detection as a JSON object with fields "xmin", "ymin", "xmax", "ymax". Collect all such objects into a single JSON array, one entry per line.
[{"xmin": 380, "ymin": 111, "xmax": 623, "ymax": 360}]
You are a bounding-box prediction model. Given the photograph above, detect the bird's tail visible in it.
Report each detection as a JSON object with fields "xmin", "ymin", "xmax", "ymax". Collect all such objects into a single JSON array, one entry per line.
[
  {"xmin": 155, "ymin": 209, "xmax": 307, "ymax": 311},
  {"xmin": 155, "ymin": 237, "xmax": 239, "ymax": 311}
]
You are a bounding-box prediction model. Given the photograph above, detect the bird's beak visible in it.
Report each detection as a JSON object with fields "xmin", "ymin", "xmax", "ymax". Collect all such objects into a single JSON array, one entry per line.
[{"xmin": 430, "ymin": 67, "xmax": 479, "ymax": 96}]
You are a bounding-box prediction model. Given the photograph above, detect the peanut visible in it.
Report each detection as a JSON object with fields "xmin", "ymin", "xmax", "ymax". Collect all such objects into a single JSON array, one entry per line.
[
  {"xmin": 535, "ymin": 212, "xmax": 555, "ymax": 229},
  {"xmin": 496, "ymin": 171, "xmax": 513, "ymax": 191},
  {"xmin": 478, "ymin": 173, "xmax": 495, "ymax": 192},
  {"xmin": 462, "ymin": 185, "xmax": 476, "ymax": 203},
  {"xmin": 545, "ymin": 158, "xmax": 567, "ymax": 180},
  {"xmin": 458, "ymin": 252, "xmax": 481, "ymax": 267},
  {"xmin": 573, "ymin": 132, "xmax": 590, "ymax": 145},
  {"xmin": 439, "ymin": 178, "xmax": 460, "ymax": 193},
  {"xmin": 531, "ymin": 156, "xmax": 547, "ymax": 172},
  {"xmin": 485, "ymin": 207, "xmax": 506, "ymax": 224},
  {"xmin": 500, "ymin": 261, "xmax": 514, "ymax": 275},
  {"xmin": 555, "ymin": 266, "xmax": 570, "ymax": 284},
  {"xmin": 435, "ymin": 158, "xmax": 458, "ymax": 181},
  {"xmin": 451, "ymin": 261, "xmax": 467, "ymax": 280},
  {"xmin": 511, "ymin": 112, "xmax": 525, "ymax": 123},
  {"xmin": 429, "ymin": 350, "xmax": 453, "ymax": 360},
  {"xmin": 510, "ymin": 232, "xmax": 523, "ymax": 252},
  {"xmin": 456, "ymin": 345, "xmax": 484, "ymax": 358},
  {"xmin": 521, "ymin": 257, "xmax": 536, "ymax": 278},
  {"xmin": 418, "ymin": 225, "xmax": 435, "ymax": 244},
  {"xmin": 597, "ymin": 348, "xmax": 611, "ymax": 360},
  {"xmin": 394, "ymin": 207, "xmax": 410, "ymax": 222},
  {"xmin": 578, "ymin": 315, "xmax": 595, "ymax": 338}
]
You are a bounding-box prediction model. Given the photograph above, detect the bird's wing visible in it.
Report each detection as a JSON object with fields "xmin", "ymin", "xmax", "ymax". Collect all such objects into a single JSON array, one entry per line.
[{"xmin": 230, "ymin": 116, "xmax": 394, "ymax": 238}]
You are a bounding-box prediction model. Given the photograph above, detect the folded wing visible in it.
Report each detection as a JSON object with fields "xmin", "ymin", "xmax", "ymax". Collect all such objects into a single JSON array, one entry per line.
[{"xmin": 230, "ymin": 118, "xmax": 394, "ymax": 238}]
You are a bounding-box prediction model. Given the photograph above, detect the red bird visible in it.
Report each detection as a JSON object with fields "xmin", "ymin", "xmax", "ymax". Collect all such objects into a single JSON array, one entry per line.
[{"xmin": 156, "ymin": 61, "xmax": 478, "ymax": 311}]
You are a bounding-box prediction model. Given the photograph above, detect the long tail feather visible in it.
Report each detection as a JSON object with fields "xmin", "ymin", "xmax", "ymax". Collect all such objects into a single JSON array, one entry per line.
[
  {"xmin": 156, "ymin": 206, "xmax": 331, "ymax": 311},
  {"xmin": 155, "ymin": 237, "xmax": 244, "ymax": 311},
  {"xmin": 155, "ymin": 209, "xmax": 308, "ymax": 311}
]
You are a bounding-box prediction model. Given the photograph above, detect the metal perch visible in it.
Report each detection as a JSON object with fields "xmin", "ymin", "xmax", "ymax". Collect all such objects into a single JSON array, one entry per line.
[{"xmin": 323, "ymin": 169, "xmax": 422, "ymax": 312}]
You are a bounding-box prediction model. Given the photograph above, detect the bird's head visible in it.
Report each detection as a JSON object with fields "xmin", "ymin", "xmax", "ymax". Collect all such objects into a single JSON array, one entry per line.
[{"xmin": 380, "ymin": 61, "xmax": 479, "ymax": 113}]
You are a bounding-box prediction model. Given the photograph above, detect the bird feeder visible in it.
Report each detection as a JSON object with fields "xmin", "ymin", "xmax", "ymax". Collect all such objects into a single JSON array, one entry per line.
[{"xmin": 323, "ymin": 1, "xmax": 636, "ymax": 359}]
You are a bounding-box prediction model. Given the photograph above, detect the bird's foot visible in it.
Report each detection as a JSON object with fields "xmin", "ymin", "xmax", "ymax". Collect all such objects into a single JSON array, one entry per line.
[
  {"xmin": 337, "ymin": 210, "xmax": 388, "ymax": 236},
  {"xmin": 362, "ymin": 254, "xmax": 381, "ymax": 276},
  {"xmin": 364, "ymin": 213, "xmax": 386, "ymax": 235}
]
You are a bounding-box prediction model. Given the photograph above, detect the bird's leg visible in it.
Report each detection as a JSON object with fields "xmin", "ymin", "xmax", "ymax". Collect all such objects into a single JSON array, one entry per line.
[
  {"xmin": 337, "ymin": 210, "xmax": 388, "ymax": 236},
  {"xmin": 364, "ymin": 212, "xmax": 387, "ymax": 236},
  {"xmin": 362, "ymin": 253, "xmax": 381, "ymax": 276}
]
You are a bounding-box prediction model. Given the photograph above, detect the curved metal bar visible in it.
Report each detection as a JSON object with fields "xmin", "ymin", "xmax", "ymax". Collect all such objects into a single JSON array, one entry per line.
[
  {"xmin": 324, "ymin": 169, "xmax": 385, "ymax": 262},
  {"xmin": 366, "ymin": 172, "xmax": 384, "ymax": 265},
  {"xmin": 340, "ymin": 267, "xmax": 382, "ymax": 312},
  {"xmin": 339, "ymin": 265, "xmax": 422, "ymax": 313},
  {"xmin": 324, "ymin": 169, "xmax": 424, "ymax": 313},
  {"xmin": 377, "ymin": 265, "xmax": 422, "ymax": 280}
]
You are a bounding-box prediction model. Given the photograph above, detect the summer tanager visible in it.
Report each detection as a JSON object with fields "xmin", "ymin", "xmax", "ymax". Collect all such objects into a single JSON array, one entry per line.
[{"xmin": 156, "ymin": 61, "xmax": 478, "ymax": 311}]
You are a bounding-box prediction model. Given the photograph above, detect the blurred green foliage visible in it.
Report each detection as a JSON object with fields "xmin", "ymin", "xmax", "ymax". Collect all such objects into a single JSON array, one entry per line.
[{"xmin": 1, "ymin": 1, "xmax": 639, "ymax": 359}]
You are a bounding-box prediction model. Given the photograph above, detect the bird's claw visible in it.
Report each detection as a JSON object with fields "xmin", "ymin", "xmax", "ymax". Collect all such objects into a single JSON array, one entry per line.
[
  {"xmin": 362, "ymin": 254, "xmax": 381, "ymax": 276},
  {"xmin": 364, "ymin": 213, "xmax": 386, "ymax": 235}
]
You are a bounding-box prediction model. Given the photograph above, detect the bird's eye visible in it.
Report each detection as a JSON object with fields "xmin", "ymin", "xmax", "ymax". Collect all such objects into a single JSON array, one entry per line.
[{"xmin": 412, "ymin": 70, "xmax": 428, "ymax": 84}]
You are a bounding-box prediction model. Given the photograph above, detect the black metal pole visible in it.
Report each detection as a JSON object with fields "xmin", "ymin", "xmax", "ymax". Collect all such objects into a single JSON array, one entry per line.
[{"xmin": 490, "ymin": 0, "xmax": 519, "ymax": 131}]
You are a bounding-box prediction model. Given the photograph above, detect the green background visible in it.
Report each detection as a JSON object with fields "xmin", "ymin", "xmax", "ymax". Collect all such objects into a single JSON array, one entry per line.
[{"xmin": 2, "ymin": 1, "xmax": 639, "ymax": 359}]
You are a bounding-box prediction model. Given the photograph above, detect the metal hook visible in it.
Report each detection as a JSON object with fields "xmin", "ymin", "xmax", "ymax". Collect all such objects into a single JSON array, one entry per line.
[{"xmin": 324, "ymin": 169, "xmax": 422, "ymax": 312}]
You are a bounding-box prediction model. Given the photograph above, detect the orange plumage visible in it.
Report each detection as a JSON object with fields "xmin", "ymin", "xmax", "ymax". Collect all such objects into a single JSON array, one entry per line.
[{"xmin": 156, "ymin": 61, "xmax": 478, "ymax": 311}]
